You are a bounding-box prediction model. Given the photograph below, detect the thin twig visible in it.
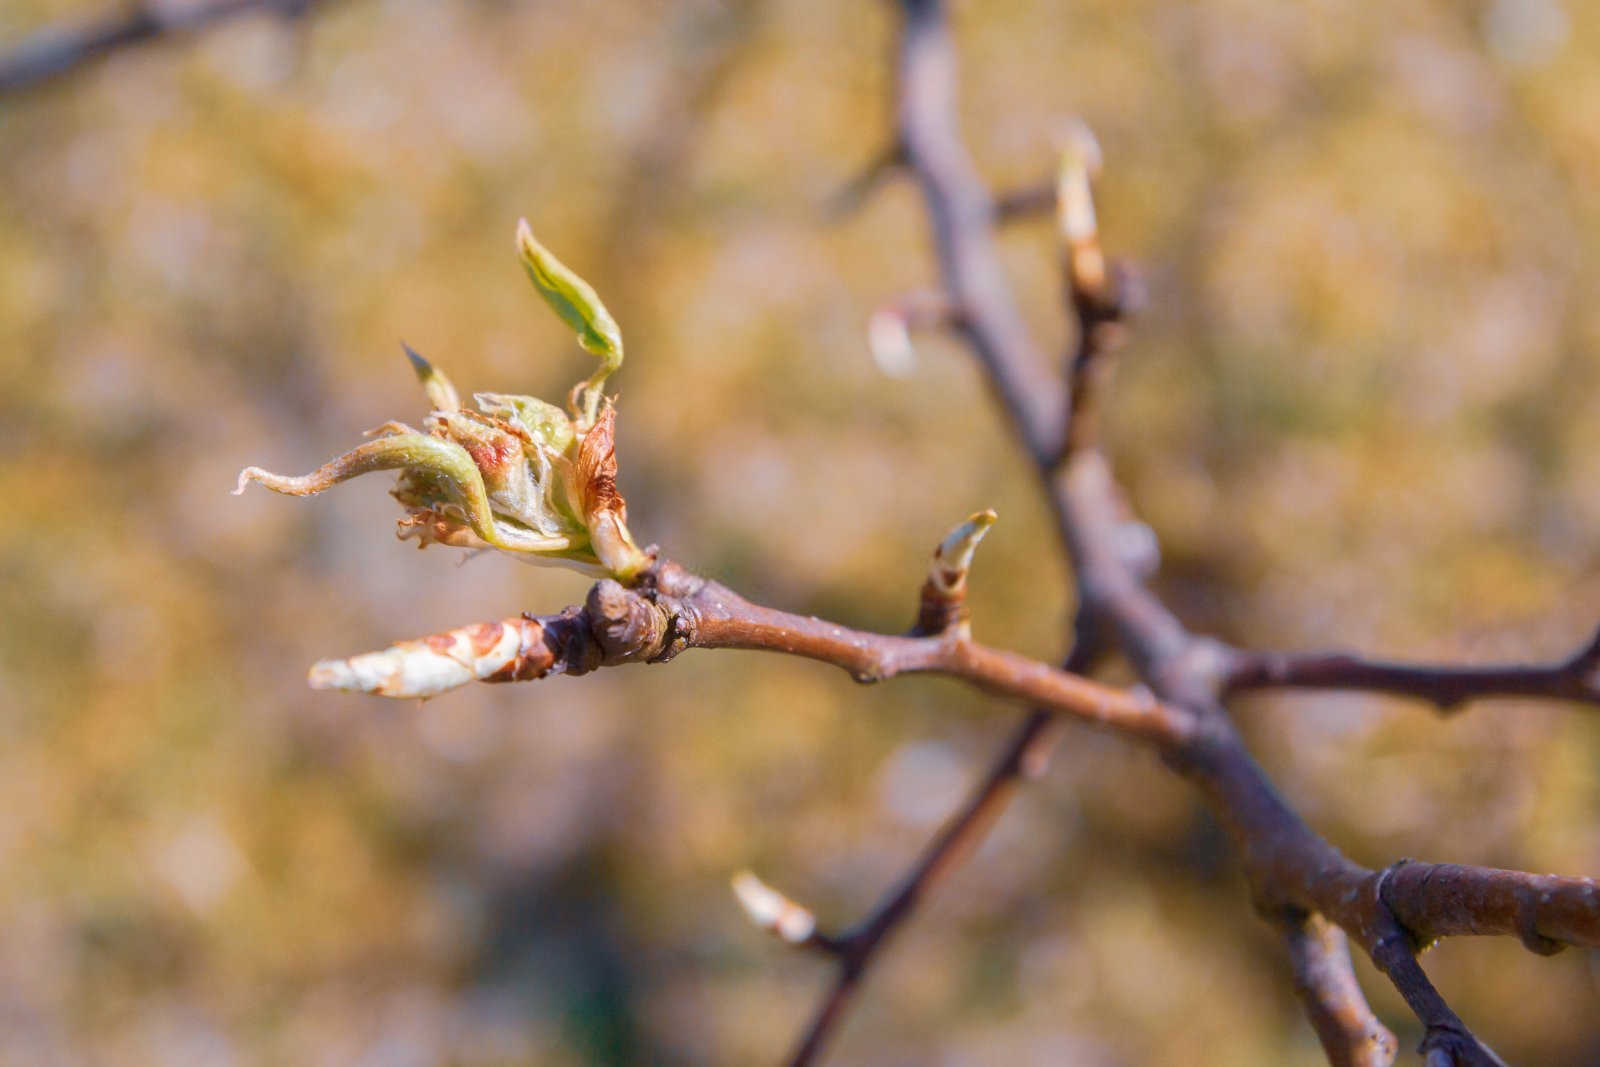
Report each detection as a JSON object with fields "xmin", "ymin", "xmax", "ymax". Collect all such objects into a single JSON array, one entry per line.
[
  {"xmin": 895, "ymin": 0, "xmax": 1065, "ymax": 466},
  {"xmin": 1282, "ymin": 911, "xmax": 1399, "ymax": 1067},
  {"xmin": 785, "ymin": 708, "xmax": 1059, "ymax": 1066},
  {"xmin": 0, "ymin": 0, "xmax": 321, "ymax": 96},
  {"xmin": 1223, "ymin": 626, "xmax": 1600, "ymax": 711},
  {"xmin": 992, "ymin": 179, "xmax": 1056, "ymax": 223},
  {"xmin": 823, "ymin": 141, "xmax": 906, "ymax": 222}
]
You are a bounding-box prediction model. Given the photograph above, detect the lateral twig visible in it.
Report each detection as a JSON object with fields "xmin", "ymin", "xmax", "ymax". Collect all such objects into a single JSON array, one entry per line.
[
  {"xmin": 0, "ymin": 0, "xmax": 322, "ymax": 96},
  {"xmin": 1223, "ymin": 625, "xmax": 1600, "ymax": 711},
  {"xmin": 783, "ymin": 708, "xmax": 1060, "ymax": 1066}
]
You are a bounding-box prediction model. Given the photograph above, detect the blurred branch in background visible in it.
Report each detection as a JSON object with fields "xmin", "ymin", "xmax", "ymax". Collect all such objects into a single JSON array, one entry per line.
[
  {"xmin": 0, "ymin": 0, "xmax": 328, "ymax": 95},
  {"xmin": 1223, "ymin": 624, "xmax": 1600, "ymax": 711},
  {"xmin": 769, "ymin": 708, "xmax": 1061, "ymax": 1067}
]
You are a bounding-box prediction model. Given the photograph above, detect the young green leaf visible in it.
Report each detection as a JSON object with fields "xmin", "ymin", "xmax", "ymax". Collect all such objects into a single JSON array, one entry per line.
[{"xmin": 516, "ymin": 219, "xmax": 623, "ymax": 364}]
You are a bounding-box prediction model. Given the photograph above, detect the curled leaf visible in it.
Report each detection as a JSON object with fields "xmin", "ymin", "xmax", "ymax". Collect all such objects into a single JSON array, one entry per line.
[
  {"xmin": 236, "ymin": 432, "xmax": 481, "ymax": 503},
  {"xmin": 517, "ymin": 218, "xmax": 622, "ymax": 427},
  {"xmin": 237, "ymin": 429, "xmax": 578, "ymax": 556}
]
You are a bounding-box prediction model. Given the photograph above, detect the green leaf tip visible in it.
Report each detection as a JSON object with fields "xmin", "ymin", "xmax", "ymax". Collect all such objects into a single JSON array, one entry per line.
[
  {"xmin": 516, "ymin": 219, "xmax": 625, "ymax": 428},
  {"xmin": 516, "ymin": 218, "xmax": 623, "ymax": 362},
  {"xmin": 403, "ymin": 342, "xmax": 461, "ymax": 412}
]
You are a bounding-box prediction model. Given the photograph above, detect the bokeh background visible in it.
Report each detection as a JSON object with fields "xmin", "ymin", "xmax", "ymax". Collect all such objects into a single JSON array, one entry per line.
[{"xmin": 3, "ymin": 0, "xmax": 1599, "ymax": 1063}]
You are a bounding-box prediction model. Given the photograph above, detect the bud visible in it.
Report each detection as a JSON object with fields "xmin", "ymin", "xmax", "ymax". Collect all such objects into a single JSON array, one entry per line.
[
  {"xmin": 404, "ymin": 343, "xmax": 460, "ymax": 413},
  {"xmin": 867, "ymin": 307, "xmax": 917, "ymax": 378},
  {"xmin": 930, "ymin": 508, "xmax": 998, "ymax": 597},
  {"xmin": 915, "ymin": 509, "xmax": 998, "ymax": 636},
  {"xmin": 731, "ymin": 870, "xmax": 818, "ymax": 944},
  {"xmin": 1056, "ymin": 119, "xmax": 1107, "ymax": 295},
  {"xmin": 308, "ymin": 615, "xmax": 553, "ymax": 698},
  {"xmin": 238, "ymin": 348, "xmax": 648, "ymax": 579}
]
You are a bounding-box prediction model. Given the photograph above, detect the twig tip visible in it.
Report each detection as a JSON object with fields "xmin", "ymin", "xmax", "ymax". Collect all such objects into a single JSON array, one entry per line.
[{"xmin": 731, "ymin": 869, "xmax": 817, "ymax": 944}]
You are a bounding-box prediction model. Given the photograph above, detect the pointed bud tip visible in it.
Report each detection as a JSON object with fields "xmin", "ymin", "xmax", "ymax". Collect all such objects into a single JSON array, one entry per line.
[
  {"xmin": 1058, "ymin": 118, "xmax": 1103, "ymax": 175},
  {"xmin": 932, "ymin": 509, "xmax": 999, "ymax": 578},
  {"xmin": 402, "ymin": 342, "xmax": 430, "ymax": 375}
]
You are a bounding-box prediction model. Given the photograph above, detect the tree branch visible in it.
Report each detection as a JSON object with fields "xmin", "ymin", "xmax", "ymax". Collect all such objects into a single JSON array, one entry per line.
[
  {"xmin": 781, "ymin": 708, "xmax": 1061, "ymax": 1067},
  {"xmin": 0, "ymin": 0, "xmax": 323, "ymax": 96},
  {"xmin": 1281, "ymin": 910, "xmax": 1400, "ymax": 1067},
  {"xmin": 311, "ymin": 560, "xmax": 1197, "ymax": 746},
  {"xmin": 895, "ymin": 0, "xmax": 1066, "ymax": 466},
  {"xmin": 317, "ymin": 563, "xmax": 1600, "ymax": 955},
  {"xmin": 1223, "ymin": 625, "xmax": 1600, "ymax": 711},
  {"xmin": 993, "ymin": 179, "xmax": 1056, "ymax": 223},
  {"xmin": 1379, "ymin": 861, "xmax": 1600, "ymax": 953}
]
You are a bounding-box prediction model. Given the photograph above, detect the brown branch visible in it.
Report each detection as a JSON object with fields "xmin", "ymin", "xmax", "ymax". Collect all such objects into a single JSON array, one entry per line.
[
  {"xmin": 881, "ymin": 1, "xmax": 1600, "ymax": 1062},
  {"xmin": 784, "ymin": 708, "xmax": 1060, "ymax": 1067},
  {"xmin": 448, "ymin": 558, "xmax": 1600, "ymax": 1067},
  {"xmin": 1362, "ymin": 898, "xmax": 1510, "ymax": 1067},
  {"xmin": 1223, "ymin": 625, "xmax": 1600, "ymax": 711},
  {"xmin": 1281, "ymin": 911, "xmax": 1400, "ymax": 1067},
  {"xmin": 824, "ymin": 141, "xmax": 906, "ymax": 222},
  {"xmin": 1379, "ymin": 861, "xmax": 1600, "ymax": 953},
  {"xmin": 0, "ymin": 0, "xmax": 323, "ymax": 96},
  {"xmin": 993, "ymin": 179, "xmax": 1056, "ymax": 223},
  {"xmin": 895, "ymin": 0, "xmax": 1066, "ymax": 466},
  {"xmin": 472, "ymin": 562, "xmax": 1196, "ymax": 747}
]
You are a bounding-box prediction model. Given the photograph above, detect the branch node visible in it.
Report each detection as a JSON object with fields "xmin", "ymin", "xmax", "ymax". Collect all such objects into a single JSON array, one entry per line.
[
  {"xmin": 585, "ymin": 579, "xmax": 669, "ymax": 665},
  {"xmin": 1514, "ymin": 890, "xmax": 1566, "ymax": 956},
  {"xmin": 1418, "ymin": 1024, "xmax": 1509, "ymax": 1067}
]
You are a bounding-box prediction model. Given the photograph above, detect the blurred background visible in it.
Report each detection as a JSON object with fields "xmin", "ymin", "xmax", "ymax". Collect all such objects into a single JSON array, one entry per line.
[{"xmin": 2, "ymin": 0, "xmax": 1599, "ymax": 1063}]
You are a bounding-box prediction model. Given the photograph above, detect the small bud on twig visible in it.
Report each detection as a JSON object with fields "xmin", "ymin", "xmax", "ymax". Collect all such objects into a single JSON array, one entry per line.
[
  {"xmin": 731, "ymin": 870, "xmax": 818, "ymax": 944},
  {"xmin": 1056, "ymin": 119, "xmax": 1107, "ymax": 298},
  {"xmin": 516, "ymin": 218, "xmax": 623, "ymax": 429},
  {"xmin": 914, "ymin": 509, "xmax": 997, "ymax": 636},
  {"xmin": 865, "ymin": 291, "xmax": 960, "ymax": 378},
  {"xmin": 307, "ymin": 615, "xmax": 554, "ymax": 698},
  {"xmin": 868, "ymin": 307, "xmax": 917, "ymax": 378}
]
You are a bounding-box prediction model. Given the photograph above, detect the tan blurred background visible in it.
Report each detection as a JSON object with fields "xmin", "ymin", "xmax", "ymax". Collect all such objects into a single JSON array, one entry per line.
[{"xmin": 2, "ymin": 0, "xmax": 1598, "ymax": 1063}]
